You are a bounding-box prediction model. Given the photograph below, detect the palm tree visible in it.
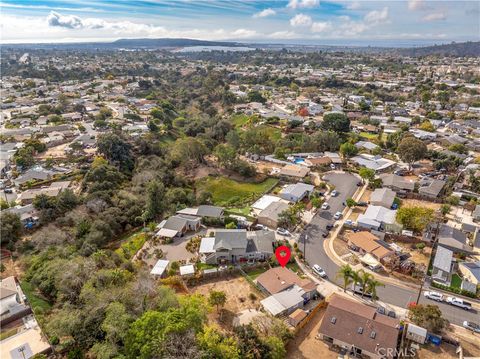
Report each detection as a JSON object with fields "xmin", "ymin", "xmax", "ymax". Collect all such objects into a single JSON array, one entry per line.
[
  {"xmin": 336, "ymin": 264, "xmax": 354, "ymax": 292},
  {"xmin": 358, "ymin": 270, "xmax": 373, "ymax": 299},
  {"xmin": 366, "ymin": 278, "xmax": 385, "ymax": 302}
]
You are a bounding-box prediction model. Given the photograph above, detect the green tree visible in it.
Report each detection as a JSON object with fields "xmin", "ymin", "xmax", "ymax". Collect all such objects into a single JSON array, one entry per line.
[
  {"xmin": 0, "ymin": 212, "xmax": 22, "ymax": 247},
  {"xmin": 397, "ymin": 136, "xmax": 427, "ymax": 169},
  {"xmin": 408, "ymin": 304, "xmax": 448, "ymax": 333},
  {"xmin": 145, "ymin": 181, "xmax": 165, "ymax": 220},
  {"xmin": 102, "ymin": 302, "xmax": 133, "ymax": 344},
  {"xmin": 419, "ymin": 121, "xmax": 435, "ymax": 132},
  {"xmin": 340, "ymin": 142, "xmax": 358, "ymax": 158},
  {"xmin": 346, "ymin": 198, "xmax": 357, "ymax": 207},
  {"xmin": 396, "ymin": 206, "xmax": 434, "ymax": 233},
  {"xmin": 197, "ymin": 325, "xmax": 240, "ymax": 359},
  {"xmin": 336, "ymin": 264, "xmax": 354, "ymax": 293},
  {"xmin": 359, "ymin": 167, "xmax": 375, "ymax": 184},
  {"xmin": 97, "ymin": 133, "xmax": 134, "ymax": 173},
  {"xmin": 170, "ymin": 138, "xmax": 208, "ymax": 168},
  {"xmin": 247, "ymin": 91, "xmax": 266, "ymax": 104},
  {"xmin": 208, "ymin": 290, "xmax": 227, "ymax": 313},
  {"xmin": 321, "ymin": 113, "xmax": 350, "ymax": 133}
]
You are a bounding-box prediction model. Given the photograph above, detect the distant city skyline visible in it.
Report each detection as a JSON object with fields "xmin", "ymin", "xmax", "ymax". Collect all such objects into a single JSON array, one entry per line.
[{"xmin": 1, "ymin": 0, "xmax": 479, "ymax": 45}]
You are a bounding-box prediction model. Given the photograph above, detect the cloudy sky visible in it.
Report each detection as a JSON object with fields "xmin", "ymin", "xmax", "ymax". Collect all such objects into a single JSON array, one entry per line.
[{"xmin": 1, "ymin": 0, "xmax": 478, "ymax": 45}]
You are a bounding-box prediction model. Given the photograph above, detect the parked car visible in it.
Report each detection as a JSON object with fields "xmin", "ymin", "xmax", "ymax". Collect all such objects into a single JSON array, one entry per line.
[
  {"xmin": 356, "ymin": 201, "xmax": 368, "ymax": 207},
  {"xmin": 330, "ymin": 164, "xmax": 336, "ymax": 170},
  {"xmin": 446, "ymin": 296, "xmax": 472, "ymax": 310},
  {"xmin": 376, "ymin": 306, "xmax": 386, "ymax": 315},
  {"xmin": 321, "ymin": 230, "xmax": 329, "ymax": 238},
  {"xmin": 326, "ymin": 224, "xmax": 334, "ymax": 230},
  {"xmin": 4, "ymin": 188, "xmax": 13, "ymax": 194},
  {"xmin": 352, "ymin": 285, "xmax": 372, "ymax": 298},
  {"xmin": 463, "ymin": 321, "xmax": 480, "ymax": 333},
  {"xmin": 356, "ymin": 182, "xmax": 362, "ymax": 186},
  {"xmin": 331, "ymin": 190, "xmax": 338, "ymax": 197},
  {"xmin": 312, "ymin": 264, "xmax": 327, "ymax": 278},
  {"xmin": 321, "ymin": 202, "xmax": 330, "ymax": 210},
  {"xmin": 276, "ymin": 228, "xmax": 291, "ymax": 236},
  {"xmin": 424, "ymin": 291, "xmax": 444, "ymax": 302},
  {"xmin": 387, "ymin": 310, "xmax": 396, "ymax": 318},
  {"xmin": 333, "ymin": 211, "xmax": 342, "ymax": 220},
  {"xmin": 254, "ymin": 224, "xmax": 267, "ymax": 231},
  {"xmin": 344, "ymin": 219, "xmax": 354, "ymax": 227}
]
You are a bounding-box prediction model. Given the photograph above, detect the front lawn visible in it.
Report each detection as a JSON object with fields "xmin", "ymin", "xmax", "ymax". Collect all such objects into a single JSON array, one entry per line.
[
  {"xmin": 196, "ymin": 176, "xmax": 278, "ymax": 207},
  {"xmin": 115, "ymin": 231, "xmax": 147, "ymax": 260},
  {"xmin": 359, "ymin": 132, "xmax": 378, "ymax": 140},
  {"xmin": 451, "ymin": 273, "xmax": 462, "ymax": 289},
  {"xmin": 245, "ymin": 266, "xmax": 270, "ymax": 280}
]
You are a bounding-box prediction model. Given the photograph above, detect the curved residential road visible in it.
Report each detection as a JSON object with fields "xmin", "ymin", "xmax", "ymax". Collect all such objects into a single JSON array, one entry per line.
[{"xmin": 301, "ymin": 172, "xmax": 479, "ymax": 326}]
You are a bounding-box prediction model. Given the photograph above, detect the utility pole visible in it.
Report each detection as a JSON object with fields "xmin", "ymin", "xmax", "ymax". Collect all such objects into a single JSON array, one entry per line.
[
  {"xmin": 415, "ymin": 220, "xmax": 440, "ymax": 304},
  {"xmin": 303, "ymin": 234, "xmax": 308, "ymax": 259}
]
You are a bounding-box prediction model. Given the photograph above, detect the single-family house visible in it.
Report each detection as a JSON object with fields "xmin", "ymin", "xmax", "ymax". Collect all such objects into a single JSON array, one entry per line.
[
  {"xmin": 156, "ymin": 215, "xmax": 201, "ymax": 238},
  {"xmin": 318, "ymin": 294, "xmax": 400, "ymax": 359},
  {"xmin": 252, "ymin": 195, "xmax": 283, "ymax": 214},
  {"xmin": 379, "ymin": 174, "xmax": 415, "ymax": 193},
  {"xmin": 370, "ymin": 188, "xmax": 396, "ymax": 208},
  {"xmin": 357, "ymin": 206, "xmax": 397, "ymax": 232},
  {"xmin": 431, "ymin": 246, "xmax": 454, "ymax": 286},
  {"xmin": 279, "ymin": 182, "xmax": 314, "ymax": 203},
  {"xmin": 0, "ymin": 277, "xmax": 20, "ymax": 318},
  {"xmin": 258, "ymin": 267, "xmax": 317, "ymax": 316},
  {"xmin": 351, "ymin": 154, "xmax": 396, "ymax": 173},
  {"xmin": 458, "ymin": 261, "xmax": 480, "ymax": 285},
  {"xmin": 200, "ymin": 229, "xmax": 274, "ymax": 264},
  {"xmin": 279, "ymin": 164, "xmax": 310, "ymax": 179},
  {"xmin": 176, "ymin": 205, "xmax": 224, "ymax": 219},
  {"xmin": 257, "ymin": 201, "xmax": 289, "ymax": 229},
  {"xmin": 17, "ymin": 181, "xmax": 71, "ymax": 205},
  {"xmin": 437, "ymin": 224, "xmax": 474, "ymax": 254},
  {"xmin": 472, "ymin": 205, "xmax": 480, "ymax": 222},
  {"xmin": 13, "ymin": 168, "xmax": 54, "ymax": 187},
  {"xmin": 347, "ymin": 231, "xmax": 395, "ymax": 263},
  {"xmin": 418, "ymin": 179, "xmax": 446, "ymax": 199},
  {"xmin": 355, "ymin": 141, "xmax": 379, "ymax": 151}
]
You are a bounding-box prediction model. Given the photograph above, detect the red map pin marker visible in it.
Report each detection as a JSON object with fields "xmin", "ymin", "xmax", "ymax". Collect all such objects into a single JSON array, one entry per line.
[{"xmin": 275, "ymin": 245, "xmax": 291, "ymax": 268}]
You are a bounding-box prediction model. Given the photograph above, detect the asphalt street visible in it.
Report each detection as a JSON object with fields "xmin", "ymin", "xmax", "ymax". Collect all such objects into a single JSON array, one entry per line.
[{"xmin": 301, "ymin": 171, "xmax": 479, "ymax": 326}]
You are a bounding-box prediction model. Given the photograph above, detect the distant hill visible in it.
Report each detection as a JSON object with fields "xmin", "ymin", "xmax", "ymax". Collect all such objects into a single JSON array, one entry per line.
[
  {"xmin": 396, "ymin": 41, "xmax": 480, "ymax": 57},
  {"xmin": 111, "ymin": 38, "xmax": 241, "ymax": 48},
  {"xmin": 3, "ymin": 38, "xmax": 479, "ymax": 56}
]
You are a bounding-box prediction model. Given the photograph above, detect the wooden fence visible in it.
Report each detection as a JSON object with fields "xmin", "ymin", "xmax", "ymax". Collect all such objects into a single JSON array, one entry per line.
[{"xmin": 294, "ymin": 300, "xmax": 327, "ymax": 333}]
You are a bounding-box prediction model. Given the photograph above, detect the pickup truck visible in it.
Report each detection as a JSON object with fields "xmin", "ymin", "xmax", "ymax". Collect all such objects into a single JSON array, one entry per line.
[{"xmin": 446, "ymin": 296, "xmax": 472, "ymax": 311}]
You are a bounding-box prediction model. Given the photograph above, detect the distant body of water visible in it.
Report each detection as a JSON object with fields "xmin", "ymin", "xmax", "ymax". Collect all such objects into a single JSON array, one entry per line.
[{"xmin": 173, "ymin": 46, "xmax": 256, "ymax": 53}]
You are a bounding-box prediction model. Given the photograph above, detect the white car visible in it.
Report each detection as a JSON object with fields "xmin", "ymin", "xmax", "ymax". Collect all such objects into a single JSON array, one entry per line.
[
  {"xmin": 423, "ymin": 291, "xmax": 444, "ymax": 302},
  {"xmin": 331, "ymin": 190, "xmax": 338, "ymax": 197},
  {"xmin": 276, "ymin": 228, "xmax": 291, "ymax": 236},
  {"xmin": 313, "ymin": 264, "xmax": 327, "ymax": 278},
  {"xmin": 463, "ymin": 321, "xmax": 480, "ymax": 333},
  {"xmin": 333, "ymin": 211, "xmax": 342, "ymax": 220},
  {"xmin": 321, "ymin": 202, "xmax": 330, "ymax": 210}
]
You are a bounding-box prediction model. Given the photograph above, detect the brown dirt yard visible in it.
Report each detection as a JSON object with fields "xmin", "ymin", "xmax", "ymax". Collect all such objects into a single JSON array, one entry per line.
[
  {"xmin": 286, "ymin": 307, "xmax": 337, "ymax": 359},
  {"xmin": 192, "ymin": 274, "xmax": 265, "ymax": 327},
  {"xmin": 401, "ymin": 198, "xmax": 441, "ymax": 211}
]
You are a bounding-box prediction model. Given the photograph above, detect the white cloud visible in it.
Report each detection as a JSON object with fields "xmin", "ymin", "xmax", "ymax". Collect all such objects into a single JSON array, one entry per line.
[
  {"xmin": 422, "ymin": 12, "xmax": 447, "ymax": 21},
  {"xmin": 253, "ymin": 8, "xmax": 276, "ymax": 18},
  {"xmin": 267, "ymin": 31, "xmax": 299, "ymax": 39},
  {"xmin": 346, "ymin": 1, "xmax": 361, "ymax": 10},
  {"xmin": 311, "ymin": 21, "xmax": 331, "ymax": 33},
  {"xmin": 47, "ymin": 11, "xmax": 83, "ymax": 29},
  {"xmin": 408, "ymin": 0, "xmax": 424, "ymax": 11},
  {"xmin": 290, "ymin": 14, "xmax": 313, "ymax": 27},
  {"xmin": 230, "ymin": 28, "xmax": 257, "ymax": 39},
  {"xmin": 287, "ymin": 0, "xmax": 319, "ymax": 10},
  {"xmin": 364, "ymin": 7, "xmax": 389, "ymax": 26}
]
